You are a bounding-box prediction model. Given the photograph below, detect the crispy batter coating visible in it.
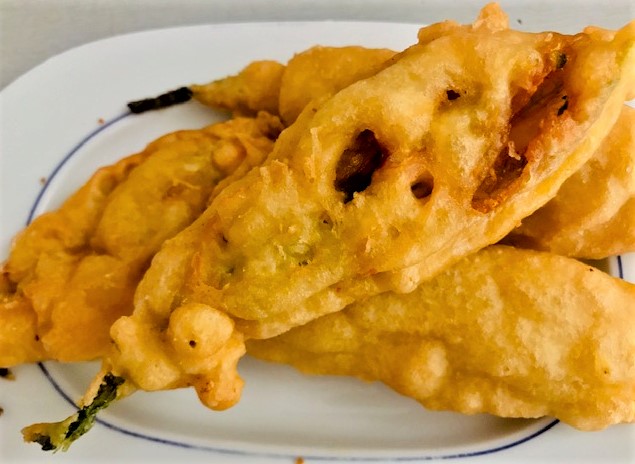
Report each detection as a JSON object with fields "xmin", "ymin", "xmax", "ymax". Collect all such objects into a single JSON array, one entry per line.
[
  {"xmin": 1, "ymin": 149, "xmax": 148, "ymax": 366},
  {"xmin": 191, "ymin": 3, "xmax": 510, "ymax": 124},
  {"xmin": 278, "ymin": 46, "xmax": 396, "ymax": 124},
  {"xmin": 191, "ymin": 61, "xmax": 285, "ymax": 117},
  {"xmin": 190, "ymin": 34, "xmax": 635, "ymax": 259},
  {"xmin": 190, "ymin": 47, "xmax": 396, "ymax": 125},
  {"xmin": 248, "ymin": 245, "xmax": 635, "ymax": 431},
  {"xmin": 0, "ymin": 273, "xmax": 42, "ymax": 365},
  {"xmin": 0, "ymin": 113, "xmax": 281, "ymax": 366},
  {"xmin": 504, "ymin": 106, "xmax": 635, "ymax": 258},
  {"xmin": 189, "ymin": 31, "xmax": 634, "ymax": 260},
  {"xmin": 104, "ymin": 13, "xmax": 635, "ymax": 412}
]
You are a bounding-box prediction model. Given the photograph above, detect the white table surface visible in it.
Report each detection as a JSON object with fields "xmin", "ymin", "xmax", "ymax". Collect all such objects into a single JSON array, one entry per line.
[{"xmin": 1, "ymin": 0, "xmax": 633, "ymax": 90}]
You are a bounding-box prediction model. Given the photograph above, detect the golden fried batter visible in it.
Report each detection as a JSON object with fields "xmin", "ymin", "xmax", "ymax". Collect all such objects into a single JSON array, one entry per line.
[
  {"xmin": 189, "ymin": 33, "xmax": 634, "ymax": 261},
  {"xmin": 278, "ymin": 46, "xmax": 396, "ymax": 124},
  {"xmin": 102, "ymin": 13, "xmax": 635, "ymax": 413},
  {"xmin": 190, "ymin": 4, "xmax": 510, "ymax": 124},
  {"xmin": 190, "ymin": 47, "xmax": 396, "ymax": 126},
  {"xmin": 0, "ymin": 273, "xmax": 42, "ymax": 366},
  {"xmin": 1, "ymin": 148, "xmax": 149, "ymax": 366},
  {"xmin": 0, "ymin": 113, "xmax": 281, "ymax": 366},
  {"xmin": 505, "ymin": 106, "xmax": 635, "ymax": 258},
  {"xmin": 191, "ymin": 61, "xmax": 285, "ymax": 117},
  {"xmin": 248, "ymin": 245, "xmax": 635, "ymax": 431}
]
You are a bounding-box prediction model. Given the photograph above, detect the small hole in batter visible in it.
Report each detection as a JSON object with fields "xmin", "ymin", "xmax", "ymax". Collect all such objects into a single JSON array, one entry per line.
[
  {"xmin": 335, "ymin": 129, "xmax": 388, "ymax": 203},
  {"xmin": 411, "ymin": 173, "xmax": 434, "ymax": 200}
]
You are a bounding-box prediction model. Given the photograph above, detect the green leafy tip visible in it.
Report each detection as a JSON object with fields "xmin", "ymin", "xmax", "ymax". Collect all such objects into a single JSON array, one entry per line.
[{"xmin": 22, "ymin": 373, "xmax": 125, "ymax": 452}]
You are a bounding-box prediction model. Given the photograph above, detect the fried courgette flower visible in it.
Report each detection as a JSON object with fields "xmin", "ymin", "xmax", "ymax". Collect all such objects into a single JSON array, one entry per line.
[
  {"xmin": 23, "ymin": 4, "xmax": 635, "ymax": 450},
  {"xmin": 249, "ymin": 245, "xmax": 635, "ymax": 431},
  {"xmin": 0, "ymin": 113, "xmax": 282, "ymax": 366},
  {"xmin": 189, "ymin": 31, "xmax": 635, "ymax": 260}
]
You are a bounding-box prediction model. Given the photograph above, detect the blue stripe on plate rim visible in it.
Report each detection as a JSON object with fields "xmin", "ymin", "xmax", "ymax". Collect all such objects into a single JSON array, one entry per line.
[{"xmin": 29, "ymin": 110, "xmax": 627, "ymax": 461}]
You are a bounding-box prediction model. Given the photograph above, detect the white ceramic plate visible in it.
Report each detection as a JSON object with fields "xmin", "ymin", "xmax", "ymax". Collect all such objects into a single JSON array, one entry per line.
[{"xmin": 1, "ymin": 22, "xmax": 634, "ymax": 464}]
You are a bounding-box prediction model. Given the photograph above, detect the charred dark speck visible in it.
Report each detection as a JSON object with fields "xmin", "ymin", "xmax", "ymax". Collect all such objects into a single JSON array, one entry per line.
[
  {"xmin": 335, "ymin": 129, "xmax": 388, "ymax": 203},
  {"xmin": 189, "ymin": 340, "xmax": 197, "ymax": 348},
  {"xmin": 0, "ymin": 367, "xmax": 13, "ymax": 379},
  {"xmin": 556, "ymin": 53, "xmax": 568, "ymax": 69},
  {"xmin": 557, "ymin": 95, "xmax": 569, "ymax": 116},
  {"xmin": 33, "ymin": 434, "xmax": 56, "ymax": 451},
  {"xmin": 446, "ymin": 89, "xmax": 461, "ymax": 101}
]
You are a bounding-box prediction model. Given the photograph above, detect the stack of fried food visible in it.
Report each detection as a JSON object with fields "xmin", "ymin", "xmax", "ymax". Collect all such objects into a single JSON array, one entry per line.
[{"xmin": 1, "ymin": 3, "xmax": 634, "ymax": 450}]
